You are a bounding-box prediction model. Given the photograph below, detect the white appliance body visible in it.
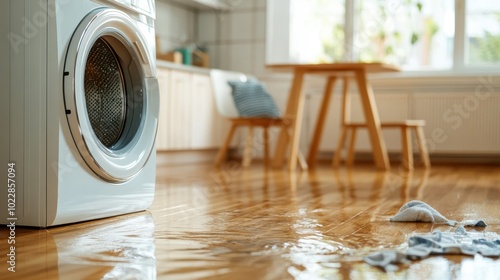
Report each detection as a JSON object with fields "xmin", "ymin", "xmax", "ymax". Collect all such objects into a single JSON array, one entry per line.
[{"xmin": 0, "ymin": 0, "xmax": 159, "ymax": 227}]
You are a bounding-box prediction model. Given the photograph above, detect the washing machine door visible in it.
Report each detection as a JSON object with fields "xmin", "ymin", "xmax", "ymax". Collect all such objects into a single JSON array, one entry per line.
[{"xmin": 64, "ymin": 8, "xmax": 159, "ymax": 183}]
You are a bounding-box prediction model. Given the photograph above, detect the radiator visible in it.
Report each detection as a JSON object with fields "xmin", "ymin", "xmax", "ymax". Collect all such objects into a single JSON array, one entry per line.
[
  {"xmin": 262, "ymin": 77, "xmax": 500, "ymax": 158},
  {"xmin": 305, "ymin": 92, "xmax": 500, "ymax": 155},
  {"xmin": 411, "ymin": 92, "xmax": 500, "ymax": 154}
]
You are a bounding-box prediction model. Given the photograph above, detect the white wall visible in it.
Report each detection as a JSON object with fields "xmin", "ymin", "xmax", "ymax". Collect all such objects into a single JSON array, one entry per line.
[
  {"xmin": 196, "ymin": 0, "xmax": 267, "ymax": 76},
  {"xmin": 155, "ymin": 1, "xmax": 197, "ymax": 54},
  {"xmin": 155, "ymin": 0, "xmax": 267, "ymax": 74}
]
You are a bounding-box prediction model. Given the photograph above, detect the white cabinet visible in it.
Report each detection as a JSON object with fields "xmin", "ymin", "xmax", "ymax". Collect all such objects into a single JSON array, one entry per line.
[
  {"xmin": 156, "ymin": 68, "xmax": 170, "ymax": 150},
  {"xmin": 190, "ymin": 74, "xmax": 226, "ymax": 148},
  {"xmin": 167, "ymin": 70, "xmax": 193, "ymax": 150},
  {"xmin": 156, "ymin": 67, "xmax": 227, "ymax": 151}
]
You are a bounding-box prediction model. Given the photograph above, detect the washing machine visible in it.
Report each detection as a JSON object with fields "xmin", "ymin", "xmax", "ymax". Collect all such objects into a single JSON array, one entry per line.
[{"xmin": 0, "ymin": 0, "xmax": 159, "ymax": 227}]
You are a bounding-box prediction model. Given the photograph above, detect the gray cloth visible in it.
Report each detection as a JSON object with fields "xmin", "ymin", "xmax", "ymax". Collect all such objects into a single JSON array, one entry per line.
[
  {"xmin": 390, "ymin": 200, "xmax": 457, "ymax": 226},
  {"xmin": 454, "ymin": 225, "xmax": 469, "ymax": 235},
  {"xmin": 364, "ymin": 228, "xmax": 500, "ymax": 271},
  {"xmin": 366, "ymin": 200, "xmax": 494, "ymax": 271},
  {"xmin": 461, "ymin": 219, "xmax": 488, "ymax": 227},
  {"xmin": 406, "ymin": 230, "xmax": 482, "ymax": 259},
  {"xmin": 364, "ymin": 251, "xmax": 409, "ymax": 272}
]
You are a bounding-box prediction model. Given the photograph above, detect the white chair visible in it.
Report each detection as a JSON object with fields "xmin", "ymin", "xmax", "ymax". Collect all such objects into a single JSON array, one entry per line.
[{"xmin": 210, "ymin": 69, "xmax": 307, "ymax": 168}]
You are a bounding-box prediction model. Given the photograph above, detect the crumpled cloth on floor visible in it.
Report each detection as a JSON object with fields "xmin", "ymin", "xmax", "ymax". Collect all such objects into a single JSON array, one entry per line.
[
  {"xmin": 407, "ymin": 228, "xmax": 500, "ymax": 259},
  {"xmin": 364, "ymin": 226, "xmax": 500, "ymax": 271},
  {"xmin": 366, "ymin": 200, "xmax": 493, "ymax": 271},
  {"xmin": 390, "ymin": 200, "xmax": 457, "ymax": 226},
  {"xmin": 461, "ymin": 219, "xmax": 488, "ymax": 227},
  {"xmin": 364, "ymin": 251, "xmax": 409, "ymax": 272}
]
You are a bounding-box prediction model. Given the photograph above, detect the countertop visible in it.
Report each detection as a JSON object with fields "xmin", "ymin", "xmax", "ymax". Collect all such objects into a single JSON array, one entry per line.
[{"xmin": 156, "ymin": 59, "xmax": 211, "ymax": 74}]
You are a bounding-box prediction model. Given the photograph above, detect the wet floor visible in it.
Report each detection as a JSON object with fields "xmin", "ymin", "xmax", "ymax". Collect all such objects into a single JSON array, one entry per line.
[{"xmin": 1, "ymin": 163, "xmax": 500, "ymax": 279}]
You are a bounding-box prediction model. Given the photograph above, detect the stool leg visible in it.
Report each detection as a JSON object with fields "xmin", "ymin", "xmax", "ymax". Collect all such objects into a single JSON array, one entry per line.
[
  {"xmin": 415, "ymin": 126, "xmax": 431, "ymax": 168},
  {"xmin": 242, "ymin": 126, "xmax": 254, "ymax": 168},
  {"xmin": 346, "ymin": 127, "xmax": 357, "ymax": 166},
  {"xmin": 401, "ymin": 126, "xmax": 413, "ymax": 171},
  {"xmin": 333, "ymin": 126, "xmax": 348, "ymax": 167}
]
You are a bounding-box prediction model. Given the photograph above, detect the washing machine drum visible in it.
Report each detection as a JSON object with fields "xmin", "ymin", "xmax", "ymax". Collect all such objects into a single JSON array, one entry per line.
[{"xmin": 64, "ymin": 8, "xmax": 159, "ymax": 183}]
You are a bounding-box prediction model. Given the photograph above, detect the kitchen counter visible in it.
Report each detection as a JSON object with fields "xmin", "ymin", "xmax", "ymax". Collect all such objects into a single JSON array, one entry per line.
[{"xmin": 156, "ymin": 59, "xmax": 210, "ymax": 74}]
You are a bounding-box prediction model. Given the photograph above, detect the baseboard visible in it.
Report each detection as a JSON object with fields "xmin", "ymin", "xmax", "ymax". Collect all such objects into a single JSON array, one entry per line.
[
  {"xmin": 317, "ymin": 151, "xmax": 500, "ymax": 165},
  {"xmin": 156, "ymin": 149, "xmax": 500, "ymax": 166},
  {"xmin": 156, "ymin": 149, "xmax": 218, "ymax": 166}
]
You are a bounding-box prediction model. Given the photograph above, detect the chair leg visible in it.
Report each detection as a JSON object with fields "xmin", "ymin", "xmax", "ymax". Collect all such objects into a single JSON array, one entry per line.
[
  {"xmin": 333, "ymin": 126, "xmax": 348, "ymax": 167},
  {"xmin": 242, "ymin": 126, "xmax": 255, "ymax": 168},
  {"xmin": 214, "ymin": 123, "xmax": 238, "ymax": 167},
  {"xmin": 263, "ymin": 127, "xmax": 270, "ymax": 168},
  {"xmin": 298, "ymin": 151, "xmax": 308, "ymax": 171},
  {"xmin": 415, "ymin": 126, "xmax": 431, "ymax": 168},
  {"xmin": 346, "ymin": 127, "xmax": 357, "ymax": 166},
  {"xmin": 401, "ymin": 126, "xmax": 413, "ymax": 171}
]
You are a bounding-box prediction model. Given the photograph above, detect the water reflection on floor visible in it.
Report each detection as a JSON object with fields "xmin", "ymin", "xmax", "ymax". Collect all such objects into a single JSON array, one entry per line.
[
  {"xmin": 149, "ymin": 164, "xmax": 500, "ymax": 279},
  {"xmin": 1, "ymin": 164, "xmax": 499, "ymax": 279}
]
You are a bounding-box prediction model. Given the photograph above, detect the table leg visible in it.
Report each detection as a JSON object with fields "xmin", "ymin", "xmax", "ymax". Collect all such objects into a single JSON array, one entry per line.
[
  {"xmin": 307, "ymin": 77, "xmax": 337, "ymax": 168},
  {"xmin": 354, "ymin": 70, "xmax": 390, "ymax": 170},
  {"xmin": 273, "ymin": 69, "xmax": 306, "ymax": 170}
]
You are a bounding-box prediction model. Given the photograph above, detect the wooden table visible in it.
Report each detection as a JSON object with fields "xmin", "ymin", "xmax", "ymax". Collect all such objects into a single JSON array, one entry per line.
[{"xmin": 267, "ymin": 63, "xmax": 400, "ymax": 171}]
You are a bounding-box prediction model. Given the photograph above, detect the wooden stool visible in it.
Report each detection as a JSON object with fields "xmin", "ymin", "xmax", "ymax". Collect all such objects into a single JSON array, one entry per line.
[
  {"xmin": 332, "ymin": 77, "xmax": 431, "ymax": 171},
  {"xmin": 333, "ymin": 120, "xmax": 431, "ymax": 171}
]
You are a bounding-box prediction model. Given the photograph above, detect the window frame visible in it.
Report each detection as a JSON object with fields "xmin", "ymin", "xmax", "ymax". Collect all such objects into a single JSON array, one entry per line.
[{"xmin": 266, "ymin": 0, "xmax": 500, "ymax": 74}]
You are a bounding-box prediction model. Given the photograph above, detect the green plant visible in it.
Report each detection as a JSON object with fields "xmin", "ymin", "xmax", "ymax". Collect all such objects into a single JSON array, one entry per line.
[{"xmin": 471, "ymin": 12, "xmax": 500, "ymax": 63}]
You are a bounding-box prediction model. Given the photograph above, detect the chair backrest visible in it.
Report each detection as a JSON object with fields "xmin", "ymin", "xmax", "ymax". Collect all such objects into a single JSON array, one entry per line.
[{"xmin": 210, "ymin": 69, "xmax": 251, "ymax": 118}]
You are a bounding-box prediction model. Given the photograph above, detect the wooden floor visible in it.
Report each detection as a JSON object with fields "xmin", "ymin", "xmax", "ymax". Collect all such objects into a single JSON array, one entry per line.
[{"xmin": 1, "ymin": 159, "xmax": 500, "ymax": 279}]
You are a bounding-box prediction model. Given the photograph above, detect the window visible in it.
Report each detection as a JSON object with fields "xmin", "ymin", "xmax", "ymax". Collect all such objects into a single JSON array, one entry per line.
[
  {"xmin": 266, "ymin": 0, "xmax": 500, "ymax": 72},
  {"xmin": 355, "ymin": 0, "xmax": 454, "ymax": 70},
  {"xmin": 466, "ymin": 1, "xmax": 500, "ymax": 65},
  {"xmin": 289, "ymin": 0, "xmax": 345, "ymax": 62}
]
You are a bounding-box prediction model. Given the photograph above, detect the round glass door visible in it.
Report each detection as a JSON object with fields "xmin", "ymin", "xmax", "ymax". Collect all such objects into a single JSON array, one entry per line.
[{"xmin": 64, "ymin": 8, "xmax": 159, "ymax": 183}]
